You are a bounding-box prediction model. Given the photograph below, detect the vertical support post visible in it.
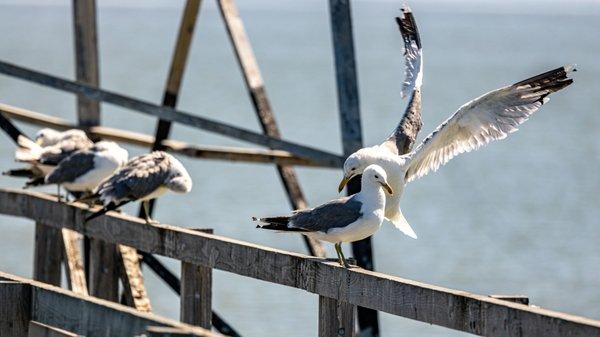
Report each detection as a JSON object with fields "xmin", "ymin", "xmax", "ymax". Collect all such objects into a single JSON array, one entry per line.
[
  {"xmin": 143, "ymin": 0, "xmax": 201, "ymax": 218},
  {"xmin": 88, "ymin": 240, "xmax": 119, "ymax": 301},
  {"xmin": 217, "ymin": 0, "xmax": 325, "ymax": 257},
  {"xmin": 319, "ymin": 296, "xmax": 355, "ymax": 337},
  {"xmin": 328, "ymin": 1, "xmax": 379, "ymax": 336},
  {"xmin": 0, "ymin": 281, "xmax": 32, "ymax": 337},
  {"xmin": 61, "ymin": 228, "xmax": 88, "ymax": 295},
  {"xmin": 180, "ymin": 229, "xmax": 212, "ymax": 329},
  {"xmin": 33, "ymin": 222, "xmax": 63, "ymax": 286},
  {"xmin": 72, "ymin": 0, "xmax": 100, "ymax": 128},
  {"xmin": 118, "ymin": 245, "xmax": 152, "ymax": 312}
]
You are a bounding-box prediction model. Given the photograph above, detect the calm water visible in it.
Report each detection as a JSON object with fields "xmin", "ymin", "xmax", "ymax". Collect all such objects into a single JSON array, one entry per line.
[{"xmin": 0, "ymin": 1, "xmax": 598, "ymax": 336}]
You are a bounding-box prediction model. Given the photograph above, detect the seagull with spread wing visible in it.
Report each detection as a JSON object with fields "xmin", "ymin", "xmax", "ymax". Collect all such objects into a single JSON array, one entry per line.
[{"xmin": 339, "ymin": 64, "xmax": 575, "ymax": 239}]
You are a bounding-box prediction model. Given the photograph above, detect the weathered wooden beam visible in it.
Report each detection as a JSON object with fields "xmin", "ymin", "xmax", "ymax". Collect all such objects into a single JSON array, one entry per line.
[
  {"xmin": 490, "ymin": 295, "xmax": 530, "ymax": 305},
  {"xmin": 328, "ymin": 1, "xmax": 378, "ymax": 335},
  {"xmin": 72, "ymin": 0, "xmax": 100, "ymax": 128},
  {"xmin": 29, "ymin": 321, "xmax": 83, "ymax": 337},
  {"xmin": 180, "ymin": 262, "xmax": 212, "ymax": 329},
  {"xmin": 88, "ymin": 239, "xmax": 119, "ymax": 302},
  {"xmin": 319, "ymin": 296, "xmax": 355, "ymax": 337},
  {"xmin": 118, "ymin": 245, "xmax": 152, "ymax": 312},
  {"xmin": 0, "ymin": 281, "xmax": 32, "ymax": 337},
  {"xmin": 0, "ymin": 102, "xmax": 328, "ymax": 167},
  {"xmin": 1, "ymin": 272, "xmax": 216, "ymax": 337},
  {"xmin": 217, "ymin": 0, "xmax": 325, "ymax": 258},
  {"xmin": 61, "ymin": 229, "xmax": 88, "ymax": 296},
  {"xmin": 33, "ymin": 223, "xmax": 63, "ymax": 286},
  {"xmin": 3, "ymin": 189, "xmax": 600, "ymax": 337},
  {"xmin": 0, "ymin": 61, "xmax": 344, "ymax": 167},
  {"xmin": 0, "ymin": 111, "xmax": 24, "ymax": 143},
  {"xmin": 146, "ymin": 326, "xmax": 203, "ymax": 337}
]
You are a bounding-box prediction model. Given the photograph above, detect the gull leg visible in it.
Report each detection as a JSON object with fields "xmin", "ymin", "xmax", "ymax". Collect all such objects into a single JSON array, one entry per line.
[
  {"xmin": 335, "ymin": 242, "xmax": 350, "ymax": 268},
  {"xmin": 142, "ymin": 200, "xmax": 157, "ymax": 224},
  {"xmin": 57, "ymin": 185, "xmax": 62, "ymax": 203}
]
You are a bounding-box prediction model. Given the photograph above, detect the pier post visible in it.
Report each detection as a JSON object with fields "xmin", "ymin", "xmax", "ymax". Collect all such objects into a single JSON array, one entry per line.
[
  {"xmin": 0, "ymin": 281, "xmax": 32, "ymax": 337},
  {"xmin": 319, "ymin": 296, "xmax": 356, "ymax": 337},
  {"xmin": 180, "ymin": 229, "xmax": 213, "ymax": 329},
  {"xmin": 61, "ymin": 228, "xmax": 88, "ymax": 295},
  {"xmin": 33, "ymin": 222, "xmax": 63, "ymax": 286}
]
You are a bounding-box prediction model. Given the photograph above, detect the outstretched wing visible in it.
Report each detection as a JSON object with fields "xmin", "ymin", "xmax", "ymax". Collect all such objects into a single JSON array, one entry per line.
[
  {"xmin": 405, "ymin": 65, "xmax": 575, "ymax": 182},
  {"xmin": 381, "ymin": 5, "xmax": 424, "ymax": 155}
]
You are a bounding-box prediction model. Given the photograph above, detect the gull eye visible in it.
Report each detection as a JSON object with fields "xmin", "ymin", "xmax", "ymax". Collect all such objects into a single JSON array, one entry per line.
[
  {"xmin": 374, "ymin": 175, "xmax": 379, "ymax": 179},
  {"xmin": 350, "ymin": 167, "xmax": 356, "ymax": 171}
]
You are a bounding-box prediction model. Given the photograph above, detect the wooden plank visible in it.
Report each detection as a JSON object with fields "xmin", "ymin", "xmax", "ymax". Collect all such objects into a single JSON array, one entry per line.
[
  {"xmin": 217, "ymin": 0, "xmax": 325, "ymax": 258},
  {"xmin": 33, "ymin": 222, "xmax": 63, "ymax": 286},
  {"xmin": 61, "ymin": 228, "xmax": 88, "ymax": 295},
  {"xmin": 29, "ymin": 321, "xmax": 83, "ymax": 337},
  {"xmin": 319, "ymin": 296, "xmax": 355, "ymax": 337},
  {"xmin": 180, "ymin": 262, "xmax": 212, "ymax": 329},
  {"xmin": 146, "ymin": 326, "xmax": 202, "ymax": 337},
  {"xmin": 0, "ymin": 111, "xmax": 25, "ymax": 143},
  {"xmin": 328, "ymin": 1, "xmax": 378, "ymax": 335},
  {"xmin": 0, "ymin": 272, "xmax": 215, "ymax": 337},
  {"xmin": 2, "ymin": 189, "xmax": 600, "ymax": 337},
  {"xmin": 490, "ymin": 295, "xmax": 530, "ymax": 305},
  {"xmin": 0, "ymin": 102, "xmax": 327, "ymax": 167},
  {"xmin": 72, "ymin": 0, "xmax": 100, "ymax": 128},
  {"xmin": 0, "ymin": 281, "xmax": 32, "ymax": 337},
  {"xmin": 0, "ymin": 61, "xmax": 344, "ymax": 167},
  {"xmin": 118, "ymin": 244, "xmax": 152, "ymax": 312},
  {"xmin": 88, "ymin": 239, "xmax": 119, "ymax": 301}
]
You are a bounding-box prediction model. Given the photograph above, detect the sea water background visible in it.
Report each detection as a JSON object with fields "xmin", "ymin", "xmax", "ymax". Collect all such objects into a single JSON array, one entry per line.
[{"xmin": 0, "ymin": 1, "xmax": 598, "ymax": 336}]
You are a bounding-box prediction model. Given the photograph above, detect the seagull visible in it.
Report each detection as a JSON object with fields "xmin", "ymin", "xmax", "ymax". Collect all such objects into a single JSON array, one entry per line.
[
  {"xmin": 82, "ymin": 151, "xmax": 193, "ymax": 224},
  {"xmin": 3, "ymin": 132, "xmax": 94, "ymax": 186},
  {"xmin": 34, "ymin": 128, "xmax": 89, "ymax": 147},
  {"xmin": 338, "ymin": 65, "xmax": 576, "ymax": 239},
  {"xmin": 254, "ymin": 165, "xmax": 393, "ymax": 268},
  {"xmin": 41, "ymin": 141, "xmax": 128, "ymax": 200}
]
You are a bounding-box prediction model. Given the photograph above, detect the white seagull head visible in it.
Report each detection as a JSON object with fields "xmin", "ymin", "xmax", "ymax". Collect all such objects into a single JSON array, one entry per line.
[
  {"xmin": 166, "ymin": 155, "xmax": 193, "ymax": 194},
  {"xmin": 363, "ymin": 164, "xmax": 393, "ymax": 195},
  {"xmin": 34, "ymin": 128, "xmax": 62, "ymax": 146},
  {"xmin": 338, "ymin": 148, "xmax": 378, "ymax": 192}
]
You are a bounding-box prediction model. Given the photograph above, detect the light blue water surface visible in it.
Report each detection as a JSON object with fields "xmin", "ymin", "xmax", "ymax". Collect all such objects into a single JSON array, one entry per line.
[{"xmin": 0, "ymin": 1, "xmax": 598, "ymax": 336}]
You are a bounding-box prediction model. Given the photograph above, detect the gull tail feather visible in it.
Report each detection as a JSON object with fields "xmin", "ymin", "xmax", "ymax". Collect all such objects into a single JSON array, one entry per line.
[
  {"xmin": 85, "ymin": 200, "xmax": 130, "ymax": 223},
  {"xmin": 252, "ymin": 216, "xmax": 305, "ymax": 232},
  {"xmin": 15, "ymin": 135, "xmax": 42, "ymax": 162},
  {"xmin": 389, "ymin": 209, "xmax": 417, "ymax": 239},
  {"xmin": 3, "ymin": 168, "xmax": 35, "ymax": 178}
]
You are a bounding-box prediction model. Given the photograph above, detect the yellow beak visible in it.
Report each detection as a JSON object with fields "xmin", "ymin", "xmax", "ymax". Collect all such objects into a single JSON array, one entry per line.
[
  {"xmin": 35, "ymin": 138, "xmax": 44, "ymax": 145},
  {"xmin": 338, "ymin": 175, "xmax": 351, "ymax": 193},
  {"xmin": 380, "ymin": 182, "xmax": 394, "ymax": 195}
]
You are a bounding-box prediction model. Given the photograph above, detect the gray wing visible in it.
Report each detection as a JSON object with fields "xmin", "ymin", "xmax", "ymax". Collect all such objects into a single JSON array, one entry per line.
[
  {"xmin": 289, "ymin": 196, "xmax": 363, "ymax": 233},
  {"xmin": 97, "ymin": 152, "xmax": 171, "ymax": 202},
  {"xmin": 405, "ymin": 65, "xmax": 575, "ymax": 182},
  {"xmin": 39, "ymin": 138, "xmax": 94, "ymax": 166},
  {"xmin": 381, "ymin": 5, "xmax": 424, "ymax": 155},
  {"xmin": 45, "ymin": 151, "xmax": 96, "ymax": 184}
]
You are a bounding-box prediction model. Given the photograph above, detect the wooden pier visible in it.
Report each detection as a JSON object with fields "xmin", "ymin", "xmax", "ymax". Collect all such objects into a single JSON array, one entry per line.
[{"xmin": 1, "ymin": 1, "xmax": 599, "ymax": 336}]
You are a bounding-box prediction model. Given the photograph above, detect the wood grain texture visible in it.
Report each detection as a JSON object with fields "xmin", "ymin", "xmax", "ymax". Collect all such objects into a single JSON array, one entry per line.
[
  {"xmin": 29, "ymin": 321, "xmax": 83, "ymax": 337},
  {"xmin": 118, "ymin": 245, "xmax": 152, "ymax": 312},
  {"xmin": 181, "ymin": 262, "xmax": 212, "ymax": 329},
  {"xmin": 33, "ymin": 222, "xmax": 63, "ymax": 286},
  {"xmin": 88, "ymin": 238, "xmax": 119, "ymax": 301},
  {"xmin": 1, "ymin": 272, "xmax": 216, "ymax": 337},
  {"xmin": 0, "ymin": 281, "xmax": 32, "ymax": 337},
  {"xmin": 61, "ymin": 229, "xmax": 88, "ymax": 296},
  {"xmin": 217, "ymin": 0, "xmax": 325, "ymax": 258},
  {"xmin": 146, "ymin": 326, "xmax": 204, "ymax": 337},
  {"xmin": 490, "ymin": 295, "xmax": 530, "ymax": 305},
  {"xmin": 0, "ymin": 101, "xmax": 327, "ymax": 167},
  {"xmin": 2, "ymin": 189, "xmax": 599, "ymax": 336},
  {"xmin": 72, "ymin": 0, "xmax": 100, "ymax": 127},
  {"xmin": 0, "ymin": 61, "xmax": 344, "ymax": 168},
  {"xmin": 319, "ymin": 296, "xmax": 355, "ymax": 337}
]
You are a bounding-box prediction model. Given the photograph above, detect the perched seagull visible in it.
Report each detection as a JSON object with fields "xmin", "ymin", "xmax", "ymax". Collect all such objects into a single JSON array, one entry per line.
[
  {"xmin": 338, "ymin": 65, "xmax": 576, "ymax": 239},
  {"xmin": 41, "ymin": 141, "xmax": 128, "ymax": 200},
  {"xmin": 83, "ymin": 151, "xmax": 192, "ymax": 224},
  {"xmin": 34, "ymin": 128, "xmax": 89, "ymax": 147},
  {"xmin": 254, "ymin": 165, "xmax": 393, "ymax": 268},
  {"xmin": 3, "ymin": 132, "xmax": 94, "ymax": 185}
]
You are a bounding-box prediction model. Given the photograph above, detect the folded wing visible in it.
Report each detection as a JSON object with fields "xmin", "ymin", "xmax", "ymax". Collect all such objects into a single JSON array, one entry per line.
[{"xmin": 405, "ymin": 65, "xmax": 575, "ymax": 182}]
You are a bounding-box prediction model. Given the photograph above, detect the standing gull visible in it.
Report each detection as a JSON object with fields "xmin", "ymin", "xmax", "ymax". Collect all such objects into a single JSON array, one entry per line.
[
  {"xmin": 338, "ymin": 65, "xmax": 576, "ymax": 239},
  {"xmin": 254, "ymin": 165, "xmax": 393, "ymax": 268},
  {"xmin": 40, "ymin": 141, "xmax": 128, "ymax": 199},
  {"xmin": 83, "ymin": 151, "xmax": 192, "ymax": 224}
]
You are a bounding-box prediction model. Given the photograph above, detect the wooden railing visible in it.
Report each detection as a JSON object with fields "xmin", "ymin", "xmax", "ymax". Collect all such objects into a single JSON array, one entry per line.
[{"xmin": 1, "ymin": 188, "xmax": 599, "ymax": 337}]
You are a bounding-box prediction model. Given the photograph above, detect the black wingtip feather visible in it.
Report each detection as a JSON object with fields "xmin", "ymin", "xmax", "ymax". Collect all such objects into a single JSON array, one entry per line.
[{"xmin": 396, "ymin": 5, "xmax": 421, "ymax": 49}]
